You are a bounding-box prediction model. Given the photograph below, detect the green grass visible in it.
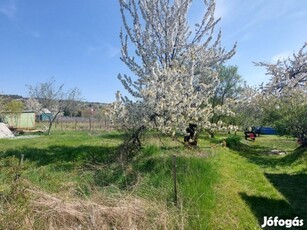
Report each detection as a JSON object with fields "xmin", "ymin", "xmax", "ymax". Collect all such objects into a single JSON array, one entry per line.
[
  {"xmin": 0, "ymin": 131, "xmax": 122, "ymax": 193},
  {"xmin": 0, "ymin": 131, "xmax": 306, "ymax": 229},
  {"xmin": 133, "ymin": 145, "xmax": 218, "ymax": 229},
  {"xmin": 210, "ymin": 134, "xmax": 307, "ymax": 229}
]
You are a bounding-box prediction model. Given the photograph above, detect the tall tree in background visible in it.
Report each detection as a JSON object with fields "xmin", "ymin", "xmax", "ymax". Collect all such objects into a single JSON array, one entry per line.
[
  {"xmin": 25, "ymin": 98, "xmax": 42, "ymax": 113},
  {"xmin": 256, "ymin": 43, "xmax": 307, "ymax": 147},
  {"xmin": 4, "ymin": 100, "xmax": 24, "ymax": 114},
  {"xmin": 113, "ymin": 0, "xmax": 236, "ymax": 144},
  {"xmin": 210, "ymin": 65, "xmax": 244, "ymax": 124},
  {"xmin": 212, "ymin": 66, "xmax": 244, "ymax": 107},
  {"xmin": 28, "ymin": 78, "xmax": 81, "ymax": 135},
  {"xmin": 1, "ymin": 99, "xmax": 24, "ymax": 127},
  {"xmin": 231, "ymin": 85, "xmax": 262, "ymax": 129}
]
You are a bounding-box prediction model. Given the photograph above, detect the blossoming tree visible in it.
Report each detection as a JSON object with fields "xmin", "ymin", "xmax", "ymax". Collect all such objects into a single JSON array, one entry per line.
[
  {"xmin": 256, "ymin": 43, "xmax": 307, "ymax": 146},
  {"xmin": 113, "ymin": 0, "xmax": 236, "ymax": 145}
]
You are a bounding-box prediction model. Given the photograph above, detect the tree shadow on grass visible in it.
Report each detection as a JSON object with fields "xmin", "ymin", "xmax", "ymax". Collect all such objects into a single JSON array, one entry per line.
[
  {"xmin": 0, "ymin": 145, "xmax": 119, "ymax": 169},
  {"xmin": 265, "ymin": 173, "xmax": 307, "ymax": 221},
  {"xmin": 240, "ymin": 173, "xmax": 307, "ymax": 229},
  {"xmin": 239, "ymin": 193, "xmax": 301, "ymax": 230},
  {"xmin": 0, "ymin": 144, "xmax": 143, "ymax": 190},
  {"xmin": 232, "ymin": 141, "xmax": 307, "ymax": 228},
  {"xmin": 99, "ymin": 132, "xmax": 126, "ymax": 140},
  {"xmin": 0, "ymin": 141, "xmax": 174, "ymax": 190},
  {"xmin": 228, "ymin": 139, "xmax": 306, "ymax": 169}
]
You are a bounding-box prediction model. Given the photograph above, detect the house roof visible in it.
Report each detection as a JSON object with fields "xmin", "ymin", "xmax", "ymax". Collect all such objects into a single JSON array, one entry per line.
[{"xmin": 41, "ymin": 108, "xmax": 52, "ymax": 114}]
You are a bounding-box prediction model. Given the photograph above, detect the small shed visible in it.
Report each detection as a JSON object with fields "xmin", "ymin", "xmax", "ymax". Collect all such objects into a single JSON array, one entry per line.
[
  {"xmin": 39, "ymin": 108, "xmax": 53, "ymax": 121},
  {"xmin": 3, "ymin": 111, "xmax": 36, "ymax": 130}
]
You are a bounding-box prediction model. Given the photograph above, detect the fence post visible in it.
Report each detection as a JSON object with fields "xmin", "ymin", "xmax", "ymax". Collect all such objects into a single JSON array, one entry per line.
[
  {"xmin": 172, "ymin": 154, "xmax": 177, "ymax": 207},
  {"xmin": 19, "ymin": 154, "xmax": 24, "ymax": 167}
]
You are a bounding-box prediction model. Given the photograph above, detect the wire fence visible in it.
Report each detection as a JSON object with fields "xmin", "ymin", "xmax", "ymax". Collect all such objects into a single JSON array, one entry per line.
[{"xmin": 37, "ymin": 116, "xmax": 113, "ymax": 131}]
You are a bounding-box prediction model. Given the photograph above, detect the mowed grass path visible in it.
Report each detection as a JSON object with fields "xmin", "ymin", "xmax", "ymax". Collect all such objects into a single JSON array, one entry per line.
[
  {"xmin": 0, "ymin": 131, "xmax": 306, "ymax": 229},
  {"xmin": 208, "ymin": 135, "xmax": 306, "ymax": 230}
]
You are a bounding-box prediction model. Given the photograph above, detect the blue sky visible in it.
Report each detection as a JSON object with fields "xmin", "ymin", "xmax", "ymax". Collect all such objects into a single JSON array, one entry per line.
[{"xmin": 0, "ymin": 0, "xmax": 306, "ymax": 103}]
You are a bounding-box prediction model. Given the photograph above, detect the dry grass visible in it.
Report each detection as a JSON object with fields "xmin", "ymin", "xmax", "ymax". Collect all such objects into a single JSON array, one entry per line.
[{"xmin": 8, "ymin": 185, "xmax": 181, "ymax": 230}]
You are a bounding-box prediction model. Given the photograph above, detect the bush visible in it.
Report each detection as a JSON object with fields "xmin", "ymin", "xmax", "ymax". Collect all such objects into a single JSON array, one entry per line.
[{"xmin": 226, "ymin": 135, "xmax": 242, "ymax": 149}]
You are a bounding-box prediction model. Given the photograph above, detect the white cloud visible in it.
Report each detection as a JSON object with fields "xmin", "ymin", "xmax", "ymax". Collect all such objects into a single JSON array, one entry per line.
[
  {"xmin": 225, "ymin": 0, "xmax": 296, "ymax": 40},
  {"xmin": 104, "ymin": 43, "xmax": 120, "ymax": 58},
  {"xmin": 244, "ymin": 69, "xmax": 268, "ymax": 87},
  {"xmin": 31, "ymin": 31, "xmax": 41, "ymax": 38},
  {"xmin": 289, "ymin": 9, "xmax": 307, "ymax": 19},
  {"xmin": 0, "ymin": 0, "xmax": 17, "ymax": 20},
  {"xmin": 87, "ymin": 41, "xmax": 120, "ymax": 58},
  {"xmin": 215, "ymin": 0, "xmax": 229, "ymax": 19}
]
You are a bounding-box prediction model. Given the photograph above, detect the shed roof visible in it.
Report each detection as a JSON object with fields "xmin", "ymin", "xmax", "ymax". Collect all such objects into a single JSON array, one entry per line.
[{"xmin": 40, "ymin": 108, "xmax": 52, "ymax": 114}]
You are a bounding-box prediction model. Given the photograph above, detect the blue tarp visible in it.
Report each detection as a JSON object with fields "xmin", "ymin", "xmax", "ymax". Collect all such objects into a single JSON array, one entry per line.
[{"xmin": 255, "ymin": 126, "xmax": 277, "ymax": 135}]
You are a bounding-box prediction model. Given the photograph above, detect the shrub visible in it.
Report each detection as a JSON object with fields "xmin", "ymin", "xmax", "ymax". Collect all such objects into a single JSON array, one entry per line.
[{"xmin": 226, "ymin": 135, "xmax": 242, "ymax": 149}]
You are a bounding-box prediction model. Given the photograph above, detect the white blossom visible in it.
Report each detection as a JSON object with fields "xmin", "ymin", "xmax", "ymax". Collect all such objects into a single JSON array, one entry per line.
[{"xmin": 112, "ymin": 0, "xmax": 236, "ymax": 135}]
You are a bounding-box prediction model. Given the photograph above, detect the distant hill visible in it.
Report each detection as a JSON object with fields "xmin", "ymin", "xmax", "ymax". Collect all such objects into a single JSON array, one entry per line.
[
  {"xmin": 0, "ymin": 94, "xmax": 109, "ymax": 108},
  {"xmin": 0, "ymin": 94, "xmax": 24, "ymax": 100}
]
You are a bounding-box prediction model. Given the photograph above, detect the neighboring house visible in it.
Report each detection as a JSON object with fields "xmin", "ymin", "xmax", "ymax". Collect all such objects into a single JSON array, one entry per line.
[
  {"xmin": 3, "ymin": 110, "xmax": 36, "ymax": 130},
  {"xmin": 39, "ymin": 108, "xmax": 53, "ymax": 121}
]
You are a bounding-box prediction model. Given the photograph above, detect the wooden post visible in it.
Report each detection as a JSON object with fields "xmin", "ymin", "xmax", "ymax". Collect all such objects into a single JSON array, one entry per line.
[
  {"xmin": 172, "ymin": 154, "xmax": 177, "ymax": 207},
  {"xmin": 89, "ymin": 117, "xmax": 92, "ymax": 131},
  {"xmin": 19, "ymin": 154, "xmax": 24, "ymax": 167}
]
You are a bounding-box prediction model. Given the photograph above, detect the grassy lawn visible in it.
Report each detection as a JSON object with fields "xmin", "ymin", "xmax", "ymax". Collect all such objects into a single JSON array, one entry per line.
[
  {"xmin": 210, "ymin": 134, "xmax": 306, "ymax": 230},
  {"xmin": 0, "ymin": 131, "xmax": 306, "ymax": 229}
]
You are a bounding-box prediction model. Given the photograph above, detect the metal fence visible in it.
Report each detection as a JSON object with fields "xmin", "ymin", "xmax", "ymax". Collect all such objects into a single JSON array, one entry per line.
[{"xmin": 52, "ymin": 116, "xmax": 113, "ymax": 131}]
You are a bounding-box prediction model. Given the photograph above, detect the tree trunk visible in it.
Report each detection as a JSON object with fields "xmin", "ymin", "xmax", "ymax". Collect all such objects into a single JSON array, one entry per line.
[
  {"xmin": 47, "ymin": 111, "xmax": 61, "ymax": 135},
  {"xmin": 298, "ymin": 136, "xmax": 307, "ymax": 148}
]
